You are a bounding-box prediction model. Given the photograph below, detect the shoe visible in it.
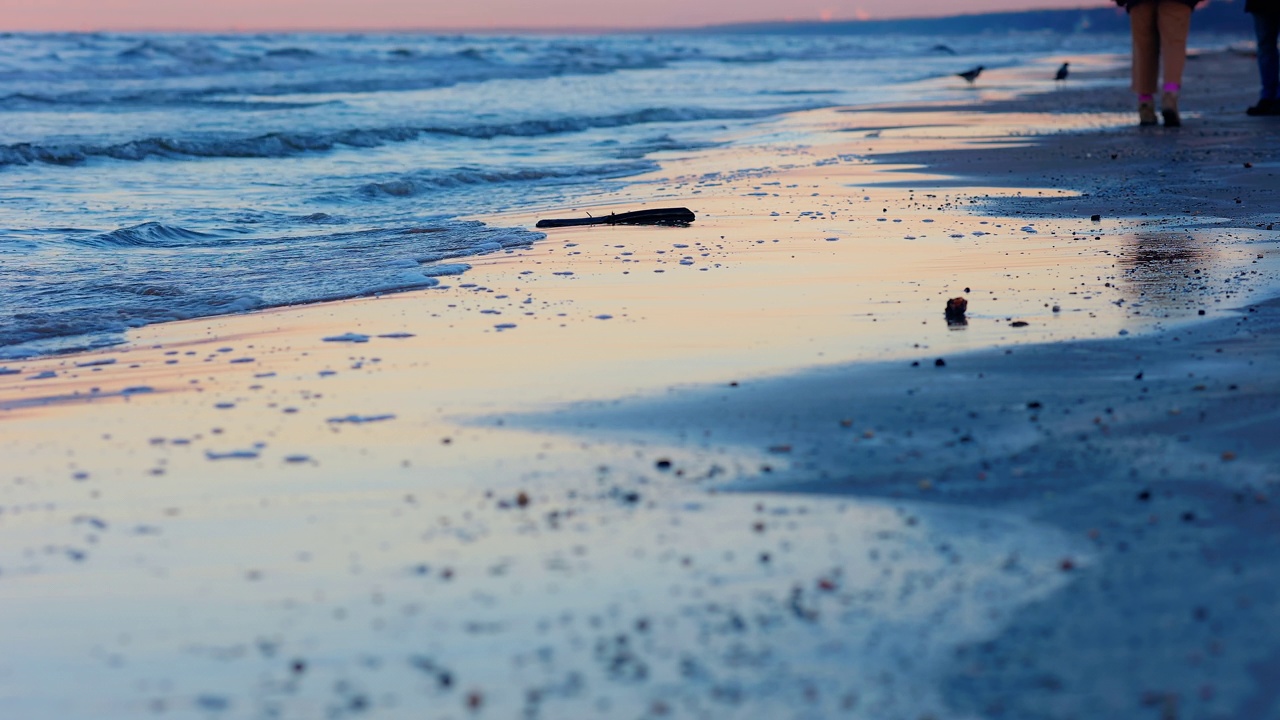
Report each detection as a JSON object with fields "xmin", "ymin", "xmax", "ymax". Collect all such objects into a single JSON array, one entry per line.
[
  {"xmin": 1138, "ymin": 100, "xmax": 1158, "ymax": 126},
  {"xmin": 1246, "ymin": 98, "xmax": 1280, "ymax": 116},
  {"xmin": 1161, "ymin": 93, "xmax": 1181, "ymax": 127}
]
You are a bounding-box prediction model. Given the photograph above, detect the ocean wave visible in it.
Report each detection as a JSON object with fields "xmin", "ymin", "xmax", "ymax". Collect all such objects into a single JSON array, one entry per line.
[
  {"xmin": 76, "ymin": 222, "xmax": 222, "ymax": 248},
  {"xmin": 355, "ymin": 162, "xmax": 657, "ymax": 199},
  {"xmin": 0, "ymin": 35, "xmax": 682, "ymax": 108},
  {"xmin": 0, "ymin": 32, "xmax": 974, "ymax": 112},
  {"xmin": 613, "ymin": 134, "xmax": 722, "ymax": 159},
  {"xmin": 0, "ymin": 220, "xmax": 544, "ymax": 357},
  {"xmin": 0, "ymin": 106, "xmax": 786, "ymax": 167},
  {"xmin": 0, "ymin": 90, "xmax": 338, "ymax": 111}
]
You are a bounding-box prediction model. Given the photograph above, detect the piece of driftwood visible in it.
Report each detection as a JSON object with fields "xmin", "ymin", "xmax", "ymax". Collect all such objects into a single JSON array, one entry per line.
[{"xmin": 535, "ymin": 207, "xmax": 695, "ymax": 229}]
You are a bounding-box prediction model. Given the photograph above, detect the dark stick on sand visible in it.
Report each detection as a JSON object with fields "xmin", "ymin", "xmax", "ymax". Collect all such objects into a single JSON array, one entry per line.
[{"xmin": 536, "ymin": 207, "xmax": 695, "ymax": 229}]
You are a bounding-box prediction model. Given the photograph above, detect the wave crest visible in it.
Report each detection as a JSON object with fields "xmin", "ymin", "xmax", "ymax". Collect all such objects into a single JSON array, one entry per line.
[
  {"xmin": 0, "ymin": 106, "xmax": 790, "ymax": 168},
  {"xmin": 78, "ymin": 222, "xmax": 220, "ymax": 249}
]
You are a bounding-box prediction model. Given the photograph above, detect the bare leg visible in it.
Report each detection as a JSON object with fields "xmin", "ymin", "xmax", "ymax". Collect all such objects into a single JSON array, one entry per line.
[
  {"xmin": 1157, "ymin": 2, "xmax": 1193, "ymax": 90},
  {"xmin": 1129, "ymin": 3, "xmax": 1159, "ymax": 95}
]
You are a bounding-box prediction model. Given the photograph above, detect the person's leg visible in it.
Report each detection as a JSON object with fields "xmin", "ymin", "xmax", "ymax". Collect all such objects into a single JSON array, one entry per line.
[
  {"xmin": 1129, "ymin": 3, "xmax": 1160, "ymax": 96},
  {"xmin": 1156, "ymin": 2, "xmax": 1192, "ymax": 126},
  {"xmin": 1156, "ymin": 2, "xmax": 1192, "ymax": 91},
  {"xmin": 1256, "ymin": 13, "xmax": 1280, "ymax": 100},
  {"xmin": 1130, "ymin": 3, "xmax": 1160, "ymax": 124}
]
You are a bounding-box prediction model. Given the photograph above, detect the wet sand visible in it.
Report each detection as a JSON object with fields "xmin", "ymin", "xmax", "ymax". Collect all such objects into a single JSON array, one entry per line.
[{"xmin": 2, "ymin": 51, "xmax": 1279, "ymax": 719}]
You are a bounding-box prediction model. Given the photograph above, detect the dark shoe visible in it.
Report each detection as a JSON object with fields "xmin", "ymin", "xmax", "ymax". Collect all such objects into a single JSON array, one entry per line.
[
  {"xmin": 1138, "ymin": 101, "xmax": 1158, "ymax": 127},
  {"xmin": 1246, "ymin": 98, "xmax": 1280, "ymax": 116},
  {"xmin": 1161, "ymin": 93, "xmax": 1181, "ymax": 127}
]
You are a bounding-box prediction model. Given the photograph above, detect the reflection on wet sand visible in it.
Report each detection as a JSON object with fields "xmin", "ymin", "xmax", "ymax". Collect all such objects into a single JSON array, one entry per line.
[{"xmin": 1117, "ymin": 230, "xmax": 1272, "ymax": 317}]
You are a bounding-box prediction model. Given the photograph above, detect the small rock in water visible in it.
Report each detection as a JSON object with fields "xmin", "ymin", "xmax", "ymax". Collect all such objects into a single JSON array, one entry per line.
[
  {"xmin": 1009, "ymin": 321, "xmax": 1029, "ymax": 328},
  {"xmin": 205, "ymin": 449, "xmax": 260, "ymax": 461},
  {"xmin": 1091, "ymin": 214, "xmax": 1101, "ymax": 222},
  {"xmin": 322, "ymin": 332, "xmax": 370, "ymax": 343},
  {"xmin": 327, "ymin": 414, "xmax": 395, "ymax": 424},
  {"xmin": 944, "ymin": 297, "xmax": 968, "ymax": 323},
  {"xmin": 195, "ymin": 695, "xmax": 230, "ymax": 712}
]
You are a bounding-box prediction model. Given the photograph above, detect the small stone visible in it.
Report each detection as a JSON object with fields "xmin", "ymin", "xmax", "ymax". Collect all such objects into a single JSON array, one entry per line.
[{"xmin": 1090, "ymin": 214, "xmax": 1101, "ymax": 222}]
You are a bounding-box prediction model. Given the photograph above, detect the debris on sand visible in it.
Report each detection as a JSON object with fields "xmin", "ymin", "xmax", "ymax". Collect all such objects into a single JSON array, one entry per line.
[{"xmin": 945, "ymin": 297, "xmax": 968, "ymax": 324}]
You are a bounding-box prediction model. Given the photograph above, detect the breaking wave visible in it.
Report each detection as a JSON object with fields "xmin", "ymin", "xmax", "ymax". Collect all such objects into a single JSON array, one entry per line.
[{"xmin": 0, "ymin": 107, "xmax": 787, "ymax": 167}]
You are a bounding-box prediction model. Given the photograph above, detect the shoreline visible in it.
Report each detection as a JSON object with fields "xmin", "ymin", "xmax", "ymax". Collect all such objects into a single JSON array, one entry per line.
[{"xmin": 3, "ymin": 47, "xmax": 1279, "ymax": 719}]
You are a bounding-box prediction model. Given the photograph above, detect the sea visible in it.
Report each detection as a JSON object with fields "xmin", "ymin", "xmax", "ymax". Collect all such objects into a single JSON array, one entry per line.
[{"xmin": 0, "ymin": 30, "xmax": 1137, "ymax": 359}]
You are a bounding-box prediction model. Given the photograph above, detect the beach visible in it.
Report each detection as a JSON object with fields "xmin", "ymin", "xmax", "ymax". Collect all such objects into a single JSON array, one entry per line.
[{"xmin": 2, "ymin": 43, "xmax": 1280, "ymax": 720}]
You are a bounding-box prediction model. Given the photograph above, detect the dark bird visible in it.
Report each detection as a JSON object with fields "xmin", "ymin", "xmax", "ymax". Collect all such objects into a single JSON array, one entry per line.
[
  {"xmin": 956, "ymin": 65, "xmax": 984, "ymax": 84},
  {"xmin": 1055, "ymin": 62, "xmax": 1070, "ymax": 82}
]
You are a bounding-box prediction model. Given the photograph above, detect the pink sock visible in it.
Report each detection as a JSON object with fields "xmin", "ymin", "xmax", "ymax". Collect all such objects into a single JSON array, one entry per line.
[
  {"xmin": 1162, "ymin": 82, "xmax": 1180, "ymax": 93},
  {"xmin": 1138, "ymin": 93, "xmax": 1154, "ymax": 102}
]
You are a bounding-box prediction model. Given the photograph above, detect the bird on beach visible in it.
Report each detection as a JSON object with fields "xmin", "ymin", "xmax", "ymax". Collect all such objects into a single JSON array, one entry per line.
[
  {"xmin": 956, "ymin": 66, "xmax": 984, "ymax": 85},
  {"xmin": 1055, "ymin": 62, "xmax": 1070, "ymax": 82}
]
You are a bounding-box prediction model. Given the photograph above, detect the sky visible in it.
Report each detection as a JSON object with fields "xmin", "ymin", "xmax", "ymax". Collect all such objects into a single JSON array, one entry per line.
[{"xmin": 1, "ymin": 0, "xmax": 1116, "ymax": 32}]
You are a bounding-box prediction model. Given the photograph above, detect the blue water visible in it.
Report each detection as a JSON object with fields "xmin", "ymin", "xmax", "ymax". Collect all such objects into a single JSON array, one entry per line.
[{"xmin": 0, "ymin": 31, "xmax": 1130, "ymax": 358}]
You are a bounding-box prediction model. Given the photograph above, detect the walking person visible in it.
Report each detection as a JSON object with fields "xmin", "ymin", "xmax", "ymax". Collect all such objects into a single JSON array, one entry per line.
[
  {"xmin": 1114, "ymin": 0, "xmax": 1204, "ymax": 127},
  {"xmin": 1246, "ymin": 0, "xmax": 1280, "ymax": 116}
]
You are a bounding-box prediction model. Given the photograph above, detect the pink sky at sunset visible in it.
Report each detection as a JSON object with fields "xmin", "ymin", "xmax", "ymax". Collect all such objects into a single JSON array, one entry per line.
[{"xmin": 2, "ymin": 0, "xmax": 1116, "ymax": 32}]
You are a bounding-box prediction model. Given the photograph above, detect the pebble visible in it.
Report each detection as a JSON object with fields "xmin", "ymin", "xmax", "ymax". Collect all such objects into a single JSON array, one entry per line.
[{"xmin": 322, "ymin": 333, "xmax": 370, "ymax": 343}]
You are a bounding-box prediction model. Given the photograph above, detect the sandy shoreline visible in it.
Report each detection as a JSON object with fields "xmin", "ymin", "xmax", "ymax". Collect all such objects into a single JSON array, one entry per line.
[{"xmin": 3, "ymin": 49, "xmax": 1280, "ymax": 719}]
